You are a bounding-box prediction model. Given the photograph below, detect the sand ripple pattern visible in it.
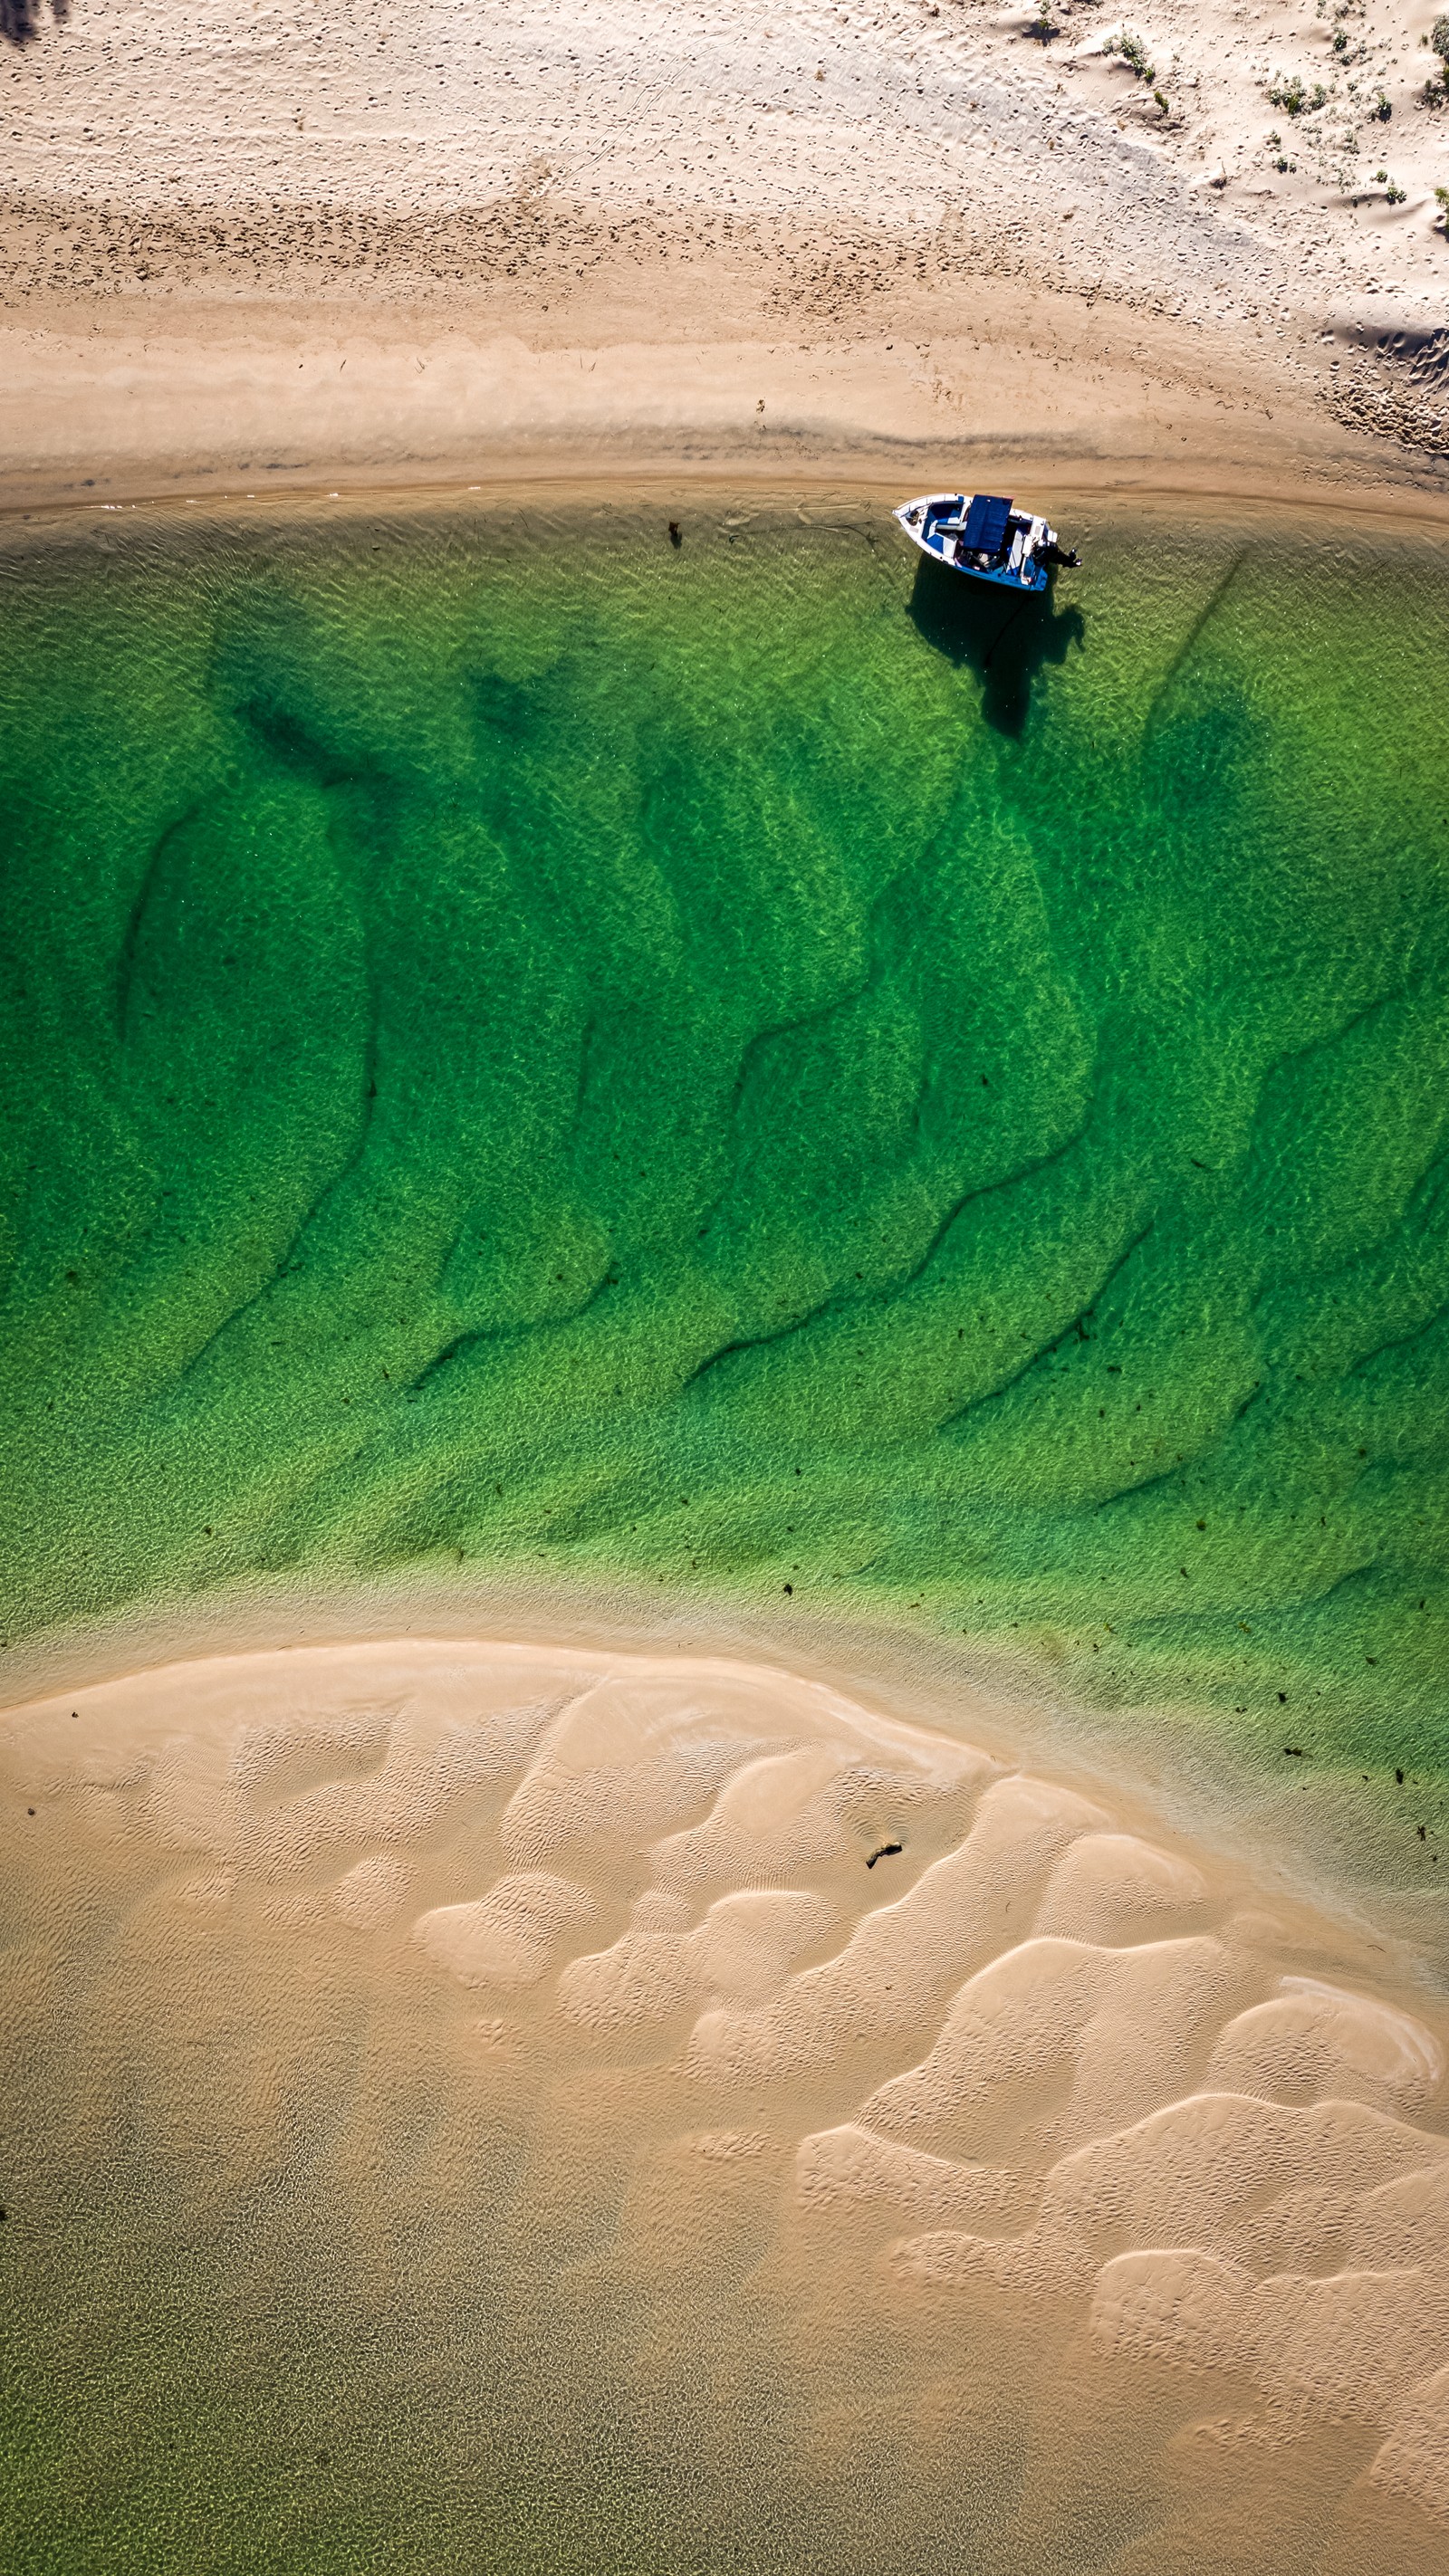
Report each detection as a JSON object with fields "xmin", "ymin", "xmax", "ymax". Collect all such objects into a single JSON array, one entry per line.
[{"xmin": 6, "ymin": 1634, "xmax": 1449, "ymax": 2565}]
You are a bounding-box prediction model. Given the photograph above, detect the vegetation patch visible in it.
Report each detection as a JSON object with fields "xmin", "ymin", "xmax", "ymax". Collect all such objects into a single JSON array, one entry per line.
[{"xmin": 1266, "ymin": 73, "xmax": 1329, "ymax": 117}]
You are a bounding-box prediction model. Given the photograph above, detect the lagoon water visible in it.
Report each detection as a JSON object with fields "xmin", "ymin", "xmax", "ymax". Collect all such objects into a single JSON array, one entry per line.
[
  {"xmin": 3, "ymin": 496, "xmax": 1447, "ymax": 1815},
  {"xmin": 3, "ymin": 495, "xmax": 1449, "ymax": 2571}
]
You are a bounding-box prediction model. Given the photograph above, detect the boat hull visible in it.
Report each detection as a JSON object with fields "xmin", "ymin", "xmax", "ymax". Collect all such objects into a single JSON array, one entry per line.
[{"xmin": 895, "ymin": 493, "xmax": 1054, "ymax": 594}]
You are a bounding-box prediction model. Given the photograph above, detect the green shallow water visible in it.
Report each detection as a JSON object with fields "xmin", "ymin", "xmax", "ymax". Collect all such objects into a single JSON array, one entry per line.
[
  {"xmin": 2, "ymin": 493, "xmax": 1448, "ymax": 1834},
  {"xmin": 5, "ymin": 493, "xmax": 1449, "ymax": 2576}
]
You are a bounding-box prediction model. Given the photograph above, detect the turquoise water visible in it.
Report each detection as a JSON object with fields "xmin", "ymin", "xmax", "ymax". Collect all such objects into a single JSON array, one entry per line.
[{"xmin": 1, "ymin": 493, "xmax": 1447, "ymax": 1833}]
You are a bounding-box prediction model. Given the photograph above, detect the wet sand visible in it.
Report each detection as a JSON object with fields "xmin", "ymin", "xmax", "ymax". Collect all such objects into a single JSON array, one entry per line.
[{"xmin": 5, "ymin": 1628, "xmax": 1448, "ymax": 2564}]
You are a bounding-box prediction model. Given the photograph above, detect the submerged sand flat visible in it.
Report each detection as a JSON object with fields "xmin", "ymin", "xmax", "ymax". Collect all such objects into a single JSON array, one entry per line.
[{"xmin": 5, "ymin": 1634, "xmax": 1449, "ymax": 2568}]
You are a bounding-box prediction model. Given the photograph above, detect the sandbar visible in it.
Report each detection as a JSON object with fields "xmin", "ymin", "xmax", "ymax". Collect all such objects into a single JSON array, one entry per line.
[{"xmin": 6, "ymin": 1624, "xmax": 1449, "ymax": 2560}]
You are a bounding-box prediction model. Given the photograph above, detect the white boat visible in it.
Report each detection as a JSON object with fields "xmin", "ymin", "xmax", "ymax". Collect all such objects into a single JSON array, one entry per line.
[{"xmin": 894, "ymin": 492, "xmax": 1079, "ymax": 594}]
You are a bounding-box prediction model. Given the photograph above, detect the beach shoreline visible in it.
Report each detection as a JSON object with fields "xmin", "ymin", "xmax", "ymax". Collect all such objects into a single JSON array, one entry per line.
[
  {"xmin": 7, "ymin": 0, "xmax": 1449, "ymax": 521},
  {"xmin": 6, "ymin": 456, "xmax": 1449, "ymax": 587},
  {"xmin": 6, "ymin": 0, "xmax": 1449, "ymax": 513},
  {"xmin": 6, "ymin": 1565, "xmax": 1447, "ymax": 1987},
  {"xmin": 8, "ymin": 450, "xmax": 1449, "ymax": 533},
  {"xmin": 4, "ymin": 265, "xmax": 1446, "ymax": 522}
]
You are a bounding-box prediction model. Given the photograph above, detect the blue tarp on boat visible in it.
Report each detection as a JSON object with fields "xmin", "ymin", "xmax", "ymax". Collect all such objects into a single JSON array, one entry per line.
[{"xmin": 962, "ymin": 493, "xmax": 1012, "ymax": 558}]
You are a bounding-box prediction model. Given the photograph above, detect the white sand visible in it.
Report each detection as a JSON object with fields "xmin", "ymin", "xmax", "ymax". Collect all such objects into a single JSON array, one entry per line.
[
  {"xmin": 4, "ymin": 0, "xmax": 1447, "ymax": 508},
  {"xmin": 7, "ymin": 1631, "xmax": 1449, "ymax": 2550}
]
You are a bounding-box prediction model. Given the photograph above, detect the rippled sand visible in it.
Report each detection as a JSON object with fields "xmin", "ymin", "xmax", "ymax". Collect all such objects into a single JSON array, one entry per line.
[{"xmin": 5, "ymin": 1635, "xmax": 1447, "ymax": 2569}]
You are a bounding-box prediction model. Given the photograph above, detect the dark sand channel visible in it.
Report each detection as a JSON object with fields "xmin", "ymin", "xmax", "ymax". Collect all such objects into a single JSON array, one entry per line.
[{"xmin": 5, "ymin": 1634, "xmax": 1449, "ymax": 2571}]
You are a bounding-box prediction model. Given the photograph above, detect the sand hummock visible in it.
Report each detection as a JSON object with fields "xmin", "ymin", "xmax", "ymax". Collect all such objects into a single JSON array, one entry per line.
[{"xmin": 5, "ymin": 1631, "xmax": 1448, "ymax": 2567}]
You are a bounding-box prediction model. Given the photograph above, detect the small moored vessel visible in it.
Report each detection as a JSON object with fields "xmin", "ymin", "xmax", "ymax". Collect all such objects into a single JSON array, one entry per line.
[{"xmin": 894, "ymin": 492, "xmax": 1080, "ymax": 594}]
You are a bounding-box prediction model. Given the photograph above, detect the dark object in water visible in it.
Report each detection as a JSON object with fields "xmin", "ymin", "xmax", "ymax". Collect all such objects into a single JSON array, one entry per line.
[{"xmin": 867, "ymin": 1841, "xmax": 903, "ymax": 1867}]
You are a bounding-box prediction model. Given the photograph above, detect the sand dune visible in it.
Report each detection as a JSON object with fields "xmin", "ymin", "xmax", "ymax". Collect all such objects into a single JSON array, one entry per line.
[{"xmin": 5, "ymin": 1631, "xmax": 1448, "ymax": 2561}]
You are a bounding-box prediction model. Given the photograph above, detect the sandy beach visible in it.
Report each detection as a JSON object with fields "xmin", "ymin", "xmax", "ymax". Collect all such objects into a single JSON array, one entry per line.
[
  {"xmin": 5, "ymin": 1625, "xmax": 1449, "ymax": 2562},
  {"xmin": 3, "ymin": 0, "xmax": 1447, "ymax": 511}
]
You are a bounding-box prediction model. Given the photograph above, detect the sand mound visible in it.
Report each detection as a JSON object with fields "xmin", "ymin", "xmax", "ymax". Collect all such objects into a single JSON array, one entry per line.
[{"xmin": 5, "ymin": 1633, "xmax": 1449, "ymax": 2563}]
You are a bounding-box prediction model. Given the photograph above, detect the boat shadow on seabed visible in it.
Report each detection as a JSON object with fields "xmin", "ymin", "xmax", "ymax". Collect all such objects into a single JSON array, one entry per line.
[{"xmin": 907, "ymin": 556, "xmax": 1087, "ymax": 740}]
